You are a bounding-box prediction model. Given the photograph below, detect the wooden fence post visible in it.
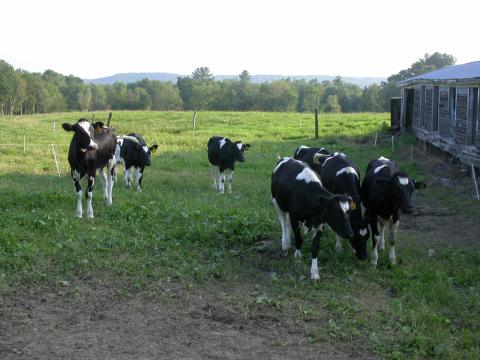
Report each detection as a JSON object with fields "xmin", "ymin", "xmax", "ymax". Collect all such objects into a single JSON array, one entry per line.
[
  {"xmin": 314, "ymin": 107, "xmax": 318, "ymax": 139},
  {"xmin": 192, "ymin": 110, "xmax": 197, "ymax": 129}
]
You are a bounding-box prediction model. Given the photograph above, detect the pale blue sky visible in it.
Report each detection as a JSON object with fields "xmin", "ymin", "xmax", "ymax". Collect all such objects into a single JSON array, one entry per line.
[{"xmin": 0, "ymin": 0, "xmax": 478, "ymax": 78}]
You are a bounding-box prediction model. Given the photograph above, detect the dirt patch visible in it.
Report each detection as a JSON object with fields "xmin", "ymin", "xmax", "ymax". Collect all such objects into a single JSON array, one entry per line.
[{"xmin": 0, "ymin": 282, "xmax": 373, "ymax": 360}]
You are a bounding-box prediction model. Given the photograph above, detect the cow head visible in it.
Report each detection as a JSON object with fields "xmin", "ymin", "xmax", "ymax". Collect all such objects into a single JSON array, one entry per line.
[
  {"xmin": 62, "ymin": 119, "xmax": 98, "ymax": 152},
  {"xmin": 376, "ymin": 172, "xmax": 426, "ymax": 214},
  {"xmin": 323, "ymin": 194, "xmax": 354, "ymax": 239},
  {"xmin": 143, "ymin": 144, "xmax": 158, "ymax": 166},
  {"xmin": 232, "ymin": 141, "xmax": 249, "ymax": 162}
]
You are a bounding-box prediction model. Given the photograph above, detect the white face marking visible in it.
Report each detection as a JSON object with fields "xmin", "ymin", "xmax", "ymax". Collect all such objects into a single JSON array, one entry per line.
[
  {"xmin": 340, "ymin": 201, "xmax": 349, "ymax": 213},
  {"xmin": 373, "ymin": 164, "xmax": 388, "ymax": 174},
  {"xmin": 236, "ymin": 142, "xmax": 243, "ymax": 150},
  {"xmin": 359, "ymin": 228, "xmax": 368, "ymax": 237},
  {"xmin": 296, "ymin": 167, "xmax": 321, "ymax": 184},
  {"xmin": 398, "ymin": 177, "xmax": 409, "ymax": 185},
  {"xmin": 219, "ymin": 138, "xmax": 227, "ymax": 149},
  {"xmin": 142, "ymin": 145, "xmax": 149, "ymax": 153},
  {"xmin": 336, "ymin": 166, "xmax": 359, "ymax": 179},
  {"xmin": 378, "ymin": 156, "xmax": 390, "ymax": 161},
  {"xmin": 273, "ymin": 157, "xmax": 290, "ymax": 174},
  {"xmin": 78, "ymin": 121, "xmax": 91, "ymax": 135}
]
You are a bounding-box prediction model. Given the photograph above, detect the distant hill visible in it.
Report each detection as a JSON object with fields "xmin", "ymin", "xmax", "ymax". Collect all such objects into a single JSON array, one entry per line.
[{"xmin": 84, "ymin": 73, "xmax": 385, "ymax": 87}]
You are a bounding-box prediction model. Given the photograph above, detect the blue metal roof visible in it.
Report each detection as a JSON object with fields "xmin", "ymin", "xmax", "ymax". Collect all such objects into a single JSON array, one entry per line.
[{"xmin": 398, "ymin": 61, "xmax": 480, "ymax": 84}]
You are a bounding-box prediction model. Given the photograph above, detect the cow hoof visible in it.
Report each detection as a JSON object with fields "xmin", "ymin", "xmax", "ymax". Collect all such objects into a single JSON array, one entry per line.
[
  {"xmin": 106, "ymin": 200, "xmax": 112, "ymax": 206},
  {"xmin": 87, "ymin": 214, "xmax": 94, "ymax": 219},
  {"xmin": 283, "ymin": 250, "xmax": 289, "ymax": 257},
  {"xmin": 370, "ymin": 261, "xmax": 378, "ymax": 268},
  {"xmin": 335, "ymin": 244, "xmax": 342, "ymax": 253},
  {"xmin": 389, "ymin": 257, "xmax": 397, "ymax": 265},
  {"xmin": 311, "ymin": 274, "xmax": 320, "ymax": 281},
  {"xmin": 76, "ymin": 214, "xmax": 82, "ymax": 219}
]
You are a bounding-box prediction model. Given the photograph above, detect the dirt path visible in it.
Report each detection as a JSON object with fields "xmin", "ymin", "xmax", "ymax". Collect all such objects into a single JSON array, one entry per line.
[{"xmin": 0, "ymin": 282, "xmax": 371, "ymax": 360}]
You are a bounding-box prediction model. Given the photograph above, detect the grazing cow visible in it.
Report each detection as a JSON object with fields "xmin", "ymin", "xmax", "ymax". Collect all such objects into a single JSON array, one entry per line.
[
  {"xmin": 361, "ymin": 156, "xmax": 426, "ymax": 266},
  {"xmin": 271, "ymin": 157, "xmax": 354, "ymax": 280},
  {"xmin": 314, "ymin": 152, "xmax": 369, "ymax": 260},
  {"xmin": 114, "ymin": 134, "xmax": 158, "ymax": 192},
  {"xmin": 62, "ymin": 119, "xmax": 117, "ymax": 218},
  {"xmin": 207, "ymin": 136, "xmax": 250, "ymax": 193}
]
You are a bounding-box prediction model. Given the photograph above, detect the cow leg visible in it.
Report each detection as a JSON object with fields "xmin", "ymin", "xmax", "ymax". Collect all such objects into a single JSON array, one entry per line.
[
  {"xmin": 86, "ymin": 172, "xmax": 95, "ymax": 218},
  {"xmin": 379, "ymin": 220, "xmax": 386, "ymax": 251},
  {"xmin": 106, "ymin": 159, "xmax": 114, "ymax": 205},
  {"xmin": 98, "ymin": 168, "xmax": 108, "ymax": 201},
  {"xmin": 369, "ymin": 216, "xmax": 380, "ymax": 267},
  {"xmin": 210, "ymin": 165, "xmax": 218, "ymax": 190},
  {"xmin": 388, "ymin": 216, "xmax": 400, "ymax": 265},
  {"xmin": 135, "ymin": 166, "xmax": 144, "ymax": 192},
  {"xmin": 219, "ymin": 171, "xmax": 225, "ymax": 194},
  {"xmin": 310, "ymin": 226, "xmax": 324, "ymax": 281},
  {"xmin": 124, "ymin": 166, "xmax": 133, "ymax": 188},
  {"xmin": 291, "ymin": 217, "xmax": 303, "ymax": 261},
  {"xmin": 335, "ymin": 234, "xmax": 343, "ymax": 253},
  {"xmin": 72, "ymin": 170, "xmax": 83, "ymax": 218},
  {"xmin": 226, "ymin": 169, "xmax": 233, "ymax": 193},
  {"xmin": 112, "ymin": 164, "xmax": 118, "ymax": 183},
  {"xmin": 272, "ymin": 199, "xmax": 291, "ymax": 254}
]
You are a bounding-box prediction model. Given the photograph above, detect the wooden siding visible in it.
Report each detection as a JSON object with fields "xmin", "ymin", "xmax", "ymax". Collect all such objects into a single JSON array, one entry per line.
[
  {"xmin": 438, "ymin": 87, "xmax": 449, "ymax": 137},
  {"xmin": 413, "ymin": 86, "xmax": 421, "ymax": 128},
  {"xmin": 455, "ymin": 88, "xmax": 468, "ymax": 145},
  {"xmin": 424, "ymin": 86, "xmax": 433, "ymax": 130}
]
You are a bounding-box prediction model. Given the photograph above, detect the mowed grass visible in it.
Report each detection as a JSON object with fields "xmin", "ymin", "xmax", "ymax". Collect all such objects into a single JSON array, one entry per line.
[{"xmin": 1, "ymin": 111, "xmax": 479, "ymax": 359}]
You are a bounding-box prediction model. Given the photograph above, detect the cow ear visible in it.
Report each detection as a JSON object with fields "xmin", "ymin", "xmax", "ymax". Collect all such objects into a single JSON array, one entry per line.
[
  {"xmin": 244, "ymin": 143, "xmax": 251, "ymax": 150},
  {"xmin": 413, "ymin": 180, "xmax": 427, "ymax": 190},
  {"xmin": 150, "ymin": 144, "xmax": 158, "ymax": 153},
  {"xmin": 62, "ymin": 123, "xmax": 74, "ymax": 131}
]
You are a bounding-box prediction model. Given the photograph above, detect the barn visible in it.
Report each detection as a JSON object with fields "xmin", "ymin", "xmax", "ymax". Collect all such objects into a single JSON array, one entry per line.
[{"xmin": 398, "ymin": 61, "xmax": 480, "ymax": 166}]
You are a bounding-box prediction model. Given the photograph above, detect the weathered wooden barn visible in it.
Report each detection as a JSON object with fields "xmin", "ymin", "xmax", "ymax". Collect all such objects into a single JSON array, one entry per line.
[{"xmin": 398, "ymin": 61, "xmax": 480, "ymax": 165}]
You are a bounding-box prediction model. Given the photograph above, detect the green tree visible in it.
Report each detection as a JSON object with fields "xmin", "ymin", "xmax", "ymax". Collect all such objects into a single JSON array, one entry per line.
[
  {"xmin": 192, "ymin": 67, "xmax": 214, "ymax": 82},
  {"xmin": 325, "ymin": 95, "xmax": 341, "ymax": 113}
]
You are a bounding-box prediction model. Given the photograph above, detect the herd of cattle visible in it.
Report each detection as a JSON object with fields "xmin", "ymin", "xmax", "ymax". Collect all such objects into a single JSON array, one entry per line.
[{"xmin": 63, "ymin": 118, "xmax": 426, "ymax": 280}]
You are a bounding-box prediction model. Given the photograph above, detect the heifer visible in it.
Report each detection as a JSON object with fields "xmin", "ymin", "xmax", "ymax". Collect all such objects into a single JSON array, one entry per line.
[
  {"xmin": 62, "ymin": 119, "xmax": 117, "ymax": 218},
  {"xmin": 271, "ymin": 157, "xmax": 354, "ymax": 280},
  {"xmin": 115, "ymin": 134, "xmax": 158, "ymax": 192},
  {"xmin": 315, "ymin": 152, "xmax": 369, "ymax": 260},
  {"xmin": 361, "ymin": 156, "xmax": 426, "ymax": 266},
  {"xmin": 207, "ymin": 136, "xmax": 250, "ymax": 193}
]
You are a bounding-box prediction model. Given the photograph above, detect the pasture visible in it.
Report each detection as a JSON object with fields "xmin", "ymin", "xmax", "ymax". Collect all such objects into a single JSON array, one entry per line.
[{"xmin": 1, "ymin": 111, "xmax": 479, "ymax": 359}]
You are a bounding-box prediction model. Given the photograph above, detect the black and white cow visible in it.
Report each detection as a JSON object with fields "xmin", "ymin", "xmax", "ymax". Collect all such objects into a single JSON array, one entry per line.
[
  {"xmin": 271, "ymin": 157, "xmax": 354, "ymax": 280},
  {"xmin": 293, "ymin": 145, "xmax": 331, "ymax": 173},
  {"xmin": 114, "ymin": 134, "xmax": 158, "ymax": 192},
  {"xmin": 207, "ymin": 136, "xmax": 250, "ymax": 193},
  {"xmin": 62, "ymin": 119, "xmax": 117, "ymax": 218},
  {"xmin": 360, "ymin": 156, "xmax": 426, "ymax": 266},
  {"xmin": 295, "ymin": 149, "xmax": 369, "ymax": 260}
]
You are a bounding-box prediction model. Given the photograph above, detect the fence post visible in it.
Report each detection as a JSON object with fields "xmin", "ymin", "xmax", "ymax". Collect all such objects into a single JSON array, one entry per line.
[
  {"xmin": 374, "ymin": 132, "xmax": 377, "ymax": 146},
  {"xmin": 391, "ymin": 136, "xmax": 395, "ymax": 152},
  {"xmin": 192, "ymin": 110, "xmax": 197, "ymax": 129},
  {"xmin": 51, "ymin": 144, "xmax": 61, "ymax": 177},
  {"xmin": 23, "ymin": 134, "xmax": 26, "ymax": 154},
  {"xmin": 314, "ymin": 107, "xmax": 318, "ymax": 139}
]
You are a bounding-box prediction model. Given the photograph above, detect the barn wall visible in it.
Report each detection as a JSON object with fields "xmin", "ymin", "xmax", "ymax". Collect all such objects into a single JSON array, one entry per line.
[
  {"xmin": 413, "ymin": 86, "xmax": 421, "ymax": 128},
  {"xmin": 424, "ymin": 85, "xmax": 433, "ymax": 131},
  {"xmin": 455, "ymin": 88, "xmax": 468, "ymax": 145},
  {"xmin": 438, "ymin": 87, "xmax": 449, "ymax": 137}
]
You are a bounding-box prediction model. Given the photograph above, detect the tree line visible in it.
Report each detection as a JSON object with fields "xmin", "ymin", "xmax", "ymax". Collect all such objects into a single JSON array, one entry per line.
[{"xmin": 0, "ymin": 53, "xmax": 455, "ymax": 115}]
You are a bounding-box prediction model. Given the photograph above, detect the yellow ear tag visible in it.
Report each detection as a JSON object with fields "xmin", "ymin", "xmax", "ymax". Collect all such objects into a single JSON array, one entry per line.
[{"xmin": 349, "ymin": 200, "xmax": 356, "ymax": 210}]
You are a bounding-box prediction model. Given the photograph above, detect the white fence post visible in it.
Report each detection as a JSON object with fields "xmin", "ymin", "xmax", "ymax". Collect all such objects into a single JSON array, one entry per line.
[{"xmin": 51, "ymin": 144, "xmax": 61, "ymax": 177}]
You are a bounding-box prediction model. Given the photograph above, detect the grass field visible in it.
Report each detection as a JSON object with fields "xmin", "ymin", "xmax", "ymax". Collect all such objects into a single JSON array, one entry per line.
[{"xmin": 1, "ymin": 111, "xmax": 479, "ymax": 359}]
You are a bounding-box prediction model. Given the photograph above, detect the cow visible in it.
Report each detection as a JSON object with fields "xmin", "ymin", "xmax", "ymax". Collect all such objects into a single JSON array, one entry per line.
[
  {"xmin": 207, "ymin": 136, "xmax": 250, "ymax": 193},
  {"xmin": 114, "ymin": 134, "xmax": 158, "ymax": 192},
  {"xmin": 295, "ymin": 149, "xmax": 369, "ymax": 260},
  {"xmin": 360, "ymin": 156, "xmax": 426, "ymax": 266},
  {"xmin": 271, "ymin": 157, "xmax": 354, "ymax": 280},
  {"xmin": 62, "ymin": 119, "xmax": 117, "ymax": 218}
]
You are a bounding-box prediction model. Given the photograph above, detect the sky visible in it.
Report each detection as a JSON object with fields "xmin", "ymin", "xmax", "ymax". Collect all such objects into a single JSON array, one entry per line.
[{"xmin": 1, "ymin": 0, "xmax": 479, "ymax": 79}]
